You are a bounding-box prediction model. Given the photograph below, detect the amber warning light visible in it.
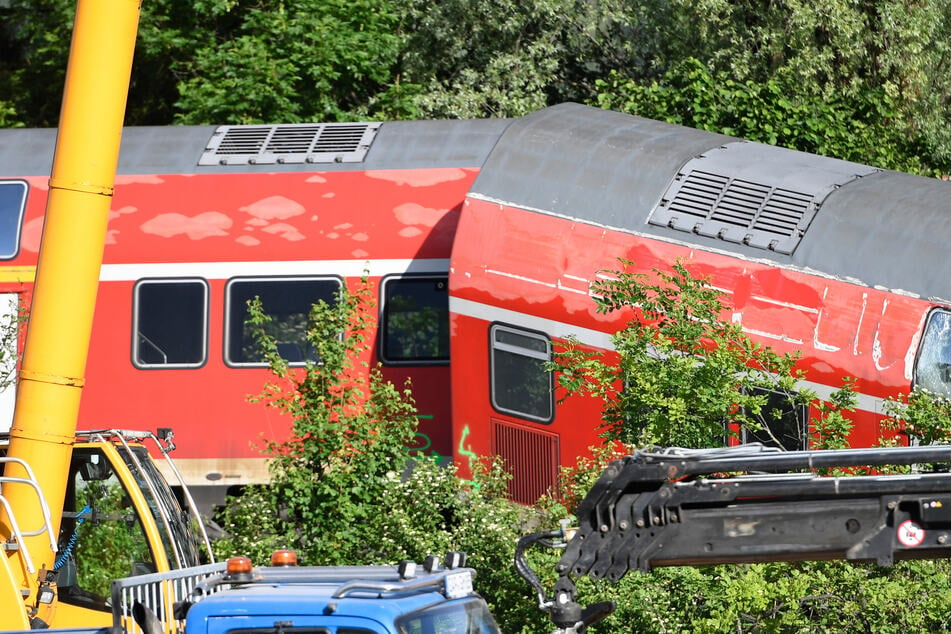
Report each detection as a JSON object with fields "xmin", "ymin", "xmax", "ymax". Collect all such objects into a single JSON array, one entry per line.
[
  {"xmin": 270, "ymin": 550, "xmax": 298, "ymax": 566},
  {"xmin": 224, "ymin": 556, "xmax": 254, "ymax": 582}
]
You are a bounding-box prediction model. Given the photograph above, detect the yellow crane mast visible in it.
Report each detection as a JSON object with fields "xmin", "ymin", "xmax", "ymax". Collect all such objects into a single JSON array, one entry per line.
[{"xmin": 0, "ymin": 0, "xmax": 143, "ymax": 627}]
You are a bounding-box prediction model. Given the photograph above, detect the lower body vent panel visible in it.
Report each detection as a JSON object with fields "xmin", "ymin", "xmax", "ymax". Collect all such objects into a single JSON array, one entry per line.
[{"xmin": 491, "ymin": 419, "xmax": 560, "ymax": 504}]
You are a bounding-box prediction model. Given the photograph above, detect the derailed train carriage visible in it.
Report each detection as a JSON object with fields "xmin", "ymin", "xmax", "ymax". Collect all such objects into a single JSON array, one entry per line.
[
  {"xmin": 0, "ymin": 103, "xmax": 948, "ymax": 506},
  {"xmin": 449, "ymin": 104, "xmax": 951, "ymax": 502}
]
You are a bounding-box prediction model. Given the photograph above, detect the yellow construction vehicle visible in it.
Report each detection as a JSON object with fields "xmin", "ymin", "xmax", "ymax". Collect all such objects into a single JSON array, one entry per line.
[
  {"xmin": 1, "ymin": 429, "xmax": 213, "ymax": 629},
  {"xmin": 0, "ymin": 0, "xmax": 213, "ymax": 628}
]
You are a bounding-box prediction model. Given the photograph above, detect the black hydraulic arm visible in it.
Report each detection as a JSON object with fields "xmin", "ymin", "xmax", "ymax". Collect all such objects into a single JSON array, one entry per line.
[{"xmin": 516, "ymin": 444, "xmax": 951, "ymax": 633}]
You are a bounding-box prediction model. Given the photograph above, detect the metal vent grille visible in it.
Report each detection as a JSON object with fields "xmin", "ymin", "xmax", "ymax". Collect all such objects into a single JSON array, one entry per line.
[
  {"xmin": 648, "ymin": 141, "xmax": 877, "ymax": 255},
  {"xmin": 663, "ymin": 170, "xmax": 814, "ymax": 251},
  {"xmin": 491, "ymin": 419, "xmax": 559, "ymax": 505},
  {"xmin": 200, "ymin": 122, "xmax": 381, "ymax": 166}
]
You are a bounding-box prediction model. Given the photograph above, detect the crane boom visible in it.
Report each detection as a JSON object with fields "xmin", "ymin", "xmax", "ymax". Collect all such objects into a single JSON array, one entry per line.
[
  {"xmin": 0, "ymin": 0, "xmax": 142, "ymax": 627},
  {"xmin": 516, "ymin": 444, "xmax": 951, "ymax": 633}
]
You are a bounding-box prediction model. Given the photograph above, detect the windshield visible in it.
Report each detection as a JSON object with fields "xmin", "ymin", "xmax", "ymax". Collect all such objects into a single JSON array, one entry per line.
[
  {"xmin": 395, "ymin": 598, "xmax": 502, "ymax": 634},
  {"xmin": 119, "ymin": 444, "xmax": 205, "ymax": 568},
  {"xmin": 915, "ymin": 308, "xmax": 951, "ymax": 398}
]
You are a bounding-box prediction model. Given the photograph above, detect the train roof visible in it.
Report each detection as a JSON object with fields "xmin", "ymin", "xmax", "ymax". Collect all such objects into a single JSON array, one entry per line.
[
  {"xmin": 471, "ymin": 102, "xmax": 951, "ymax": 304},
  {"xmin": 0, "ymin": 117, "xmax": 511, "ymax": 176},
  {"xmin": 2, "ymin": 103, "xmax": 947, "ymax": 302}
]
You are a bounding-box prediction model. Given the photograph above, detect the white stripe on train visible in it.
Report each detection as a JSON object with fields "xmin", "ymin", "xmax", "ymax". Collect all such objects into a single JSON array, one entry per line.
[
  {"xmin": 450, "ymin": 296, "xmax": 886, "ymax": 416},
  {"xmin": 98, "ymin": 258, "xmax": 450, "ymax": 281}
]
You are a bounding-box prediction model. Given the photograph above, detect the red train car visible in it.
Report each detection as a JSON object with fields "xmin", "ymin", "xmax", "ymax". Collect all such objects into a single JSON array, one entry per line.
[
  {"xmin": 1, "ymin": 104, "xmax": 949, "ymax": 508},
  {"xmin": 449, "ymin": 104, "xmax": 951, "ymax": 502},
  {"xmin": 0, "ymin": 119, "xmax": 507, "ymax": 509}
]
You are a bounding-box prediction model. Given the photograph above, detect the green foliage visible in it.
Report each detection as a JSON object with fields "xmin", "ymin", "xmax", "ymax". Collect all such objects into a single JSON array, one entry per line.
[
  {"xmin": 552, "ymin": 259, "xmax": 809, "ymax": 448},
  {"xmin": 0, "ymin": 101, "xmax": 20, "ymax": 128},
  {"xmin": 587, "ymin": 0, "xmax": 951, "ymax": 175},
  {"xmin": 214, "ymin": 278, "xmax": 419, "ymax": 564},
  {"xmin": 882, "ymin": 388, "xmax": 951, "ymax": 447},
  {"xmin": 661, "ymin": 559, "xmax": 951, "ymax": 633},
  {"xmin": 810, "ymin": 381, "xmax": 857, "ymax": 451},
  {"xmin": 166, "ymin": 0, "xmax": 405, "ymax": 124},
  {"xmin": 0, "ymin": 0, "xmax": 409, "ymax": 126},
  {"xmin": 597, "ymin": 58, "xmax": 933, "ymax": 174},
  {"xmin": 374, "ymin": 457, "xmax": 550, "ymax": 632},
  {"xmin": 0, "ymin": 0, "xmax": 73, "ymax": 127},
  {"xmin": 394, "ymin": 0, "xmax": 702, "ymax": 119},
  {"xmin": 396, "ymin": 0, "xmax": 568, "ymax": 118},
  {"xmin": 3, "ymin": 0, "xmax": 951, "ymax": 175},
  {"xmin": 210, "ymin": 484, "xmax": 285, "ymax": 565},
  {"xmin": 687, "ymin": 0, "xmax": 951, "ymax": 170},
  {"xmin": 74, "ymin": 481, "xmax": 152, "ymax": 597}
]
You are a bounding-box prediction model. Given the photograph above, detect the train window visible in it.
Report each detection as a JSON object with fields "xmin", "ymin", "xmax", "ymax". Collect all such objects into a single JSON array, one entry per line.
[
  {"xmin": 380, "ymin": 275, "xmax": 449, "ymax": 365},
  {"xmin": 914, "ymin": 308, "xmax": 951, "ymax": 398},
  {"xmin": 0, "ymin": 180, "xmax": 27, "ymax": 259},
  {"xmin": 489, "ymin": 324, "xmax": 554, "ymax": 423},
  {"xmin": 225, "ymin": 276, "xmax": 342, "ymax": 367},
  {"xmin": 133, "ymin": 279, "xmax": 208, "ymax": 368},
  {"xmin": 740, "ymin": 387, "xmax": 808, "ymax": 451}
]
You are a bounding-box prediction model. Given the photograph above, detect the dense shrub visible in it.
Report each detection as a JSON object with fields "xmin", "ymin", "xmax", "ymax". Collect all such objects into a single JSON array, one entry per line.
[{"xmin": 215, "ymin": 266, "xmax": 951, "ymax": 633}]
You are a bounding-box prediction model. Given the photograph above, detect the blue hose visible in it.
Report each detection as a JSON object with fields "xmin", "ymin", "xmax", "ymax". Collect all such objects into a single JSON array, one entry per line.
[{"xmin": 53, "ymin": 504, "xmax": 91, "ymax": 571}]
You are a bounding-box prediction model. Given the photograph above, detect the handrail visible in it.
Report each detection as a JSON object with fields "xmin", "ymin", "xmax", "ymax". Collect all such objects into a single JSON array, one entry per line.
[
  {"xmin": 332, "ymin": 568, "xmax": 474, "ymax": 599},
  {"xmin": 111, "ymin": 562, "xmax": 227, "ymax": 634},
  {"xmin": 0, "ymin": 457, "xmax": 58, "ymax": 574}
]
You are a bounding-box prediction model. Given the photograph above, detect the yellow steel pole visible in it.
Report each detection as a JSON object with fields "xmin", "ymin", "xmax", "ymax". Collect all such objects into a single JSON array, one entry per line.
[{"xmin": 0, "ymin": 0, "xmax": 141, "ymax": 626}]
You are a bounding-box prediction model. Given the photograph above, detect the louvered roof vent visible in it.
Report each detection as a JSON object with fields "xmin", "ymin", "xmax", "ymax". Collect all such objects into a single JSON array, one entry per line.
[
  {"xmin": 648, "ymin": 141, "xmax": 878, "ymax": 255},
  {"xmin": 199, "ymin": 122, "xmax": 381, "ymax": 166}
]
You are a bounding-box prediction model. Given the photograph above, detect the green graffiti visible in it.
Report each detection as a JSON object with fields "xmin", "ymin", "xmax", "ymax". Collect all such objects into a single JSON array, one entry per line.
[
  {"xmin": 456, "ymin": 425, "xmax": 481, "ymax": 489},
  {"xmin": 410, "ymin": 431, "xmax": 432, "ymax": 452},
  {"xmin": 408, "ymin": 414, "xmax": 434, "ymax": 454},
  {"xmin": 457, "ymin": 426, "xmax": 481, "ymax": 491},
  {"xmin": 457, "ymin": 425, "xmax": 478, "ymax": 463}
]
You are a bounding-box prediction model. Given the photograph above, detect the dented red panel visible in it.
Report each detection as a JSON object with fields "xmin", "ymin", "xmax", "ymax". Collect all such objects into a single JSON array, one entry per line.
[{"xmin": 450, "ymin": 198, "xmax": 930, "ymax": 476}]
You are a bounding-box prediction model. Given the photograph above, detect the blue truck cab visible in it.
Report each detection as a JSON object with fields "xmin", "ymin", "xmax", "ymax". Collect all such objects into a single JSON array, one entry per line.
[{"xmin": 174, "ymin": 553, "xmax": 501, "ymax": 634}]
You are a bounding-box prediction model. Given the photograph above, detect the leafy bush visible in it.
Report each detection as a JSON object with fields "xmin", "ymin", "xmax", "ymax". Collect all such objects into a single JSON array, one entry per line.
[
  {"xmin": 213, "ymin": 277, "xmax": 419, "ymax": 564},
  {"xmin": 209, "ymin": 278, "xmax": 553, "ymax": 631},
  {"xmin": 883, "ymin": 388, "xmax": 951, "ymax": 447},
  {"xmin": 550, "ymin": 259, "xmax": 811, "ymax": 448},
  {"xmin": 214, "ymin": 265, "xmax": 951, "ymax": 633}
]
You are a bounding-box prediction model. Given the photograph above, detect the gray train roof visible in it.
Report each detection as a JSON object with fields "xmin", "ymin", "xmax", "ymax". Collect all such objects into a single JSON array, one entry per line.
[
  {"xmin": 4, "ymin": 104, "xmax": 949, "ymax": 303},
  {"xmin": 0, "ymin": 117, "xmax": 511, "ymax": 177},
  {"xmin": 470, "ymin": 103, "xmax": 951, "ymax": 304}
]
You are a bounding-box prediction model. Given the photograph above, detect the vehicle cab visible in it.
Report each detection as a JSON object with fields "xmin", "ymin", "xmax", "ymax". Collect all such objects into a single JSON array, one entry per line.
[
  {"xmin": 0, "ymin": 428, "xmax": 212, "ymax": 628},
  {"xmin": 180, "ymin": 553, "xmax": 501, "ymax": 634}
]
